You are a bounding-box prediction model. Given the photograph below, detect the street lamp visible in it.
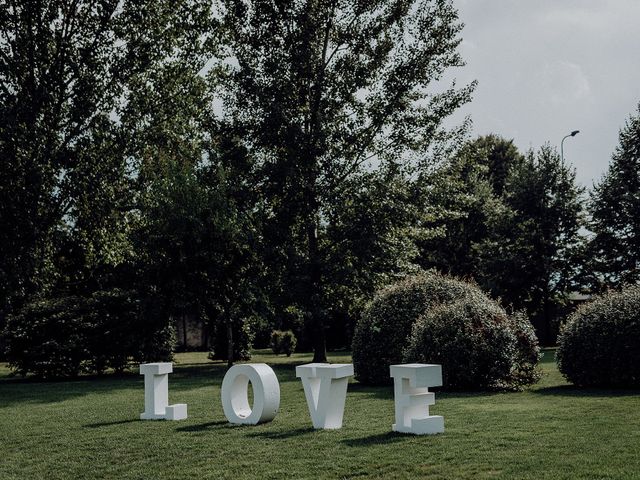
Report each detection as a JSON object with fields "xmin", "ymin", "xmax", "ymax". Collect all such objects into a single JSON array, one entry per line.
[{"xmin": 561, "ymin": 130, "xmax": 580, "ymax": 163}]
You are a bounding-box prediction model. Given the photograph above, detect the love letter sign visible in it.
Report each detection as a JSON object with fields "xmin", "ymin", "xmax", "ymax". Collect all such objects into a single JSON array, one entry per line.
[
  {"xmin": 139, "ymin": 361, "xmax": 444, "ymax": 435},
  {"xmin": 221, "ymin": 363, "xmax": 280, "ymax": 424},
  {"xmin": 139, "ymin": 362, "xmax": 187, "ymax": 420},
  {"xmin": 390, "ymin": 363, "xmax": 444, "ymax": 435},
  {"xmin": 296, "ymin": 363, "xmax": 353, "ymax": 429}
]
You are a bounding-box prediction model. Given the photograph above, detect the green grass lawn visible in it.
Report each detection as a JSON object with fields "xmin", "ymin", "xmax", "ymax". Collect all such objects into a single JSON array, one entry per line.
[{"xmin": 1, "ymin": 350, "xmax": 639, "ymax": 480}]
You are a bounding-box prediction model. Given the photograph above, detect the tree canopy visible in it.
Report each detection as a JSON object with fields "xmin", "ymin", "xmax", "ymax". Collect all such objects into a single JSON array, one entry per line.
[
  {"xmin": 418, "ymin": 137, "xmax": 585, "ymax": 344},
  {"xmin": 213, "ymin": 0, "xmax": 475, "ymax": 360},
  {"xmin": 588, "ymin": 102, "xmax": 640, "ymax": 289},
  {"xmin": 0, "ymin": 0, "xmax": 215, "ymax": 311}
]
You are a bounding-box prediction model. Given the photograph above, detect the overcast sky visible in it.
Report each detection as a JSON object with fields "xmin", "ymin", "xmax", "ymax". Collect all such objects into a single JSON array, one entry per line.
[{"xmin": 446, "ymin": 0, "xmax": 640, "ymax": 187}]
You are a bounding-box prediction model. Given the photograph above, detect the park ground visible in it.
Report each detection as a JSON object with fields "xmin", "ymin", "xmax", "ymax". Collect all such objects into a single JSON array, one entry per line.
[{"xmin": 1, "ymin": 350, "xmax": 639, "ymax": 480}]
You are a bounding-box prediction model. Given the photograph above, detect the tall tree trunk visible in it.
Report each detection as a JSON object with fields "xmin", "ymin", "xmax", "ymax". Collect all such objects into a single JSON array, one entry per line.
[
  {"xmin": 226, "ymin": 315, "xmax": 234, "ymax": 368},
  {"xmin": 305, "ymin": 7, "xmax": 334, "ymax": 364},
  {"xmin": 308, "ymin": 217, "xmax": 327, "ymax": 363},
  {"xmin": 182, "ymin": 314, "xmax": 187, "ymax": 349},
  {"xmin": 541, "ymin": 280, "xmax": 551, "ymax": 346}
]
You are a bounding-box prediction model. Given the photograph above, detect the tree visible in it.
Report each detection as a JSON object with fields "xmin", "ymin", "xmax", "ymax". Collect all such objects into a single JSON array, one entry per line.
[
  {"xmin": 135, "ymin": 139, "xmax": 262, "ymax": 367},
  {"xmin": 0, "ymin": 0, "xmax": 214, "ymax": 319},
  {"xmin": 417, "ymin": 135, "xmax": 522, "ymax": 277},
  {"xmin": 322, "ymin": 164, "xmax": 424, "ymax": 347},
  {"xmin": 214, "ymin": 0, "xmax": 475, "ymax": 361},
  {"xmin": 416, "ymin": 137, "xmax": 584, "ymax": 344},
  {"xmin": 588, "ymin": 103, "xmax": 640, "ymax": 289},
  {"xmin": 475, "ymin": 145, "xmax": 584, "ymax": 344}
]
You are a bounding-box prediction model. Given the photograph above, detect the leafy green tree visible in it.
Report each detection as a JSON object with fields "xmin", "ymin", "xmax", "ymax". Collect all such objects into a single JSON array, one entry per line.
[
  {"xmin": 470, "ymin": 134, "xmax": 522, "ymax": 196},
  {"xmin": 214, "ymin": 0, "xmax": 475, "ymax": 360},
  {"xmin": 588, "ymin": 103, "xmax": 640, "ymax": 289},
  {"xmin": 322, "ymin": 164, "xmax": 424, "ymax": 347},
  {"xmin": 0, "ymin": 0, "xmax": 214, "ymax": 319},
  {"xmin": 136, "ymin": 138, "xmax": 262, "ymax": 367},
  {"xmin": 417, "ymin": 135, "xmax": 521, "ymax": 276},
  {"xmin": 418, "ymin": 137, "xmax": 584, "ymax": 344},
  {"xmin": 475, "ymin": 145, "xmax": 585, "ymax": 344}
]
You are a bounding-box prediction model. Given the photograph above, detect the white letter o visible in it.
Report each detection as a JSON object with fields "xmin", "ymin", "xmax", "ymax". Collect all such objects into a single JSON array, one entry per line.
[{"xmin": 221, "ymin": 363, "xmax": 280, "ymax": 424}]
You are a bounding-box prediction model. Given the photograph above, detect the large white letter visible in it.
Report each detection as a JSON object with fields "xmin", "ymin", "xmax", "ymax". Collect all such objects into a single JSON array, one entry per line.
[
  {"xmin": 221, "ymin": 363, "xmax": 280, "ymax": 425},
  {"xmin": 390, "ymin": 364, "xmax": 443, "ymax": 435},
  {"xmin": 140, "ymin": 362, "xmax": 187, "ymax": 421},
  {"xmin": 296, "ymin": 363, "xmax": 353, "ymax": 429}
]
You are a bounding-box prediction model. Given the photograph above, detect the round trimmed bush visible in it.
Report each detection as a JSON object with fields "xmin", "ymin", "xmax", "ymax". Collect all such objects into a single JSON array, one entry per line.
[
  {"xmin": 352, "ymin": 272, "xmax": 540, "ymax": 389},
  {"xmin": 556, "ymin": 286, "xmax": 640, "ymax": 387},
  {"xmin": 270, "ymin": 329, "xmax": 297, "ymax": 356},
  {"xmin": 405, "ymin": 300, "xmax": 531, "ymax": 390}
]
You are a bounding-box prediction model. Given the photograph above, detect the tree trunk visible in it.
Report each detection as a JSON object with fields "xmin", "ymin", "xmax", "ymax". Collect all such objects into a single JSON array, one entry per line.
[
  {"xmin": 541, "ymin": 281, "xmax": 551, "ymax": 346},
  {"xmin": 304, "ymin": 7, "xmax": 336, "ymax": 364},
  {"xmin": 308, "ymin": 217, "xmax": 327, "ymax": 363},
  {"xmin": 182, "ymin": 314, "xmax": 187, "ymax": 349},
  {"xmin": 226, "ymin": 316, "xmax": 234, "ymax": 368}
]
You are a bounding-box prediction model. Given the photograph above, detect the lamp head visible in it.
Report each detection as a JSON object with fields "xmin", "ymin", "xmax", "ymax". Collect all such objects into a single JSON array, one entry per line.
[{"xmin": 571, "ymin": 130, "xmax": 580, "ymax": 136}]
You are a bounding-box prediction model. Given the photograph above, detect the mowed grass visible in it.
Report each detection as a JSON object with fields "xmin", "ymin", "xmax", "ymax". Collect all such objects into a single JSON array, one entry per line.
[{"xmin": 1, "ymin": 350, "xmax": 639, "ymax": 480}]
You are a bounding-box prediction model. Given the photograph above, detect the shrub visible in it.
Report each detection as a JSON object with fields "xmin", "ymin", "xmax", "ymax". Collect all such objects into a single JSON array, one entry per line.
[
  {"xmin": 3, "ymin": 289, "xmax": 175, "ymax": 378},
  {"xmin": 556, "ymin": 286, "xmax": 640, "ymax": 387},
  {"xmin": 404, "ymin": 300, "xmax": 540, "ymax": 390},
  {"xmin": 508, "ymin": 310, "xmax": 543, "ymax": 387},
  {"xmin": 352, "ymin": 272, "xmax": 490, "ymax": 385},
  {"xmin": 352, "ymin": 271, "xmax": 541, "ymax": 389},
  {"xmin": 270, "ymin": 330, "xmax": 297, "ymax": 356},
  {"xmin": 3, "ymin": 296, "xmax": 91, "ymax": 378},
  {"xmin": 84, "ymin": 289, "xmax": 141, "ymax": 374}
]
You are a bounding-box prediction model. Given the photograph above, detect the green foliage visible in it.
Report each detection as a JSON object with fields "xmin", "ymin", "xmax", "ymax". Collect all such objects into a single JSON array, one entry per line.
[
  {"xmin": 322, "ymin": 167, "xmax": 426, "ymax": 348},
  {"xmin": 352, "ymin": 271, "xmax": 540, "ymax": 388},
  {"xmin": 3, "ymin": 289, "xmax": 174, "ymax": 378},
  {"xmin": 509, "ymin": 310, "xmax": 544, "ymax": 387},
  {"xmin": 588, "ymin": 102, "xmax": 640, "ymax": 289},
  {"xmin": 556, "ymin": 286, "xmax": 640, "ymax": 387},
  {"xmin": 3, "ymin": 297, "xmax": 89, "ymax": 378},
  {"xmin": 418, "ymin": 135, "xmax": 584, "ymax": 343},
  {"xmin": 418, "ymin": 138, "xmax": 584, "ymax": 345},
  {"xmin": 474, "ymin": 144, "xmax": 585, "ymax": 344},
  {"xmin": 208, "ymin": 320, "xmax": 254, "ymax": 362},
  {"xmin": 417, "ymin": 135, "xmax": 517, "ymax": 277},
  {"xmin": 0, "ymin": 0, "xmax": 215, "ymax": 316},
  {"xmin": 352, "ymin": 272, "xmax": 477, "ymax": 385},
  {"xmin": 135, "ymin": 143, "xmax": 262, "ymax": 365},
  {"xmin": 215, "ymin": 0, "xmax": 475, "ymax": 360},
  {"xmin": 270, "ymin": 330, "xmax": 298, "ymax": 357},
  {"xmin": 406, "ymin": 301, "xmax": 541, "ymax": 390}
]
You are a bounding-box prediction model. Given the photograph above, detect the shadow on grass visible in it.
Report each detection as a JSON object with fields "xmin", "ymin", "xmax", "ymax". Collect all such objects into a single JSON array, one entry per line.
[
  {"xmin": 0, "ymin": 377, "xmax": 140, "ymax": 408},
  {"xmin": 169, "ymin": 362, "xmax": 301, "ymax": 392},
  {"xmin": 532, "ymin": 384, "xmax": 640, "ymax": 397},
  {"xmin": 175, "ymin": 420, "xmax": 228, "ymax": 432},
  {"xmin": 347, "ymin": 382, "xmax": 509, "ymax": 401},
  {"xmin": 246, "ymin": 427, "xmax": 316, "ymax": 440},
  {"xmin": 346, "ymin": 382, "xmax": 393, "ymax": 400},
  {"xmin": 84, "ymin": 419, "xmax": 139, "ymax": 428},
  {"xmin": 341, "ymin": 431, "xmax": 407, "ymax": 447},
  {"xmin": 0, "ymin": 370, "xmax": 138, "ymax": 385},
  {"xmin": 0, "ymin": 359, "xmax": 306, "ymax": 408},
  {"xmin": 437, "ymin": 390, "xmax": 507, "ymax": 400}
]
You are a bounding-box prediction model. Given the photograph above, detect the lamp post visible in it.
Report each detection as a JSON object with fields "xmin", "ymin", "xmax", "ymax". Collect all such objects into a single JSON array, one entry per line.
[{"xmin": 561, "ymin": 130, "xmax": 580, "ymax": 163}]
